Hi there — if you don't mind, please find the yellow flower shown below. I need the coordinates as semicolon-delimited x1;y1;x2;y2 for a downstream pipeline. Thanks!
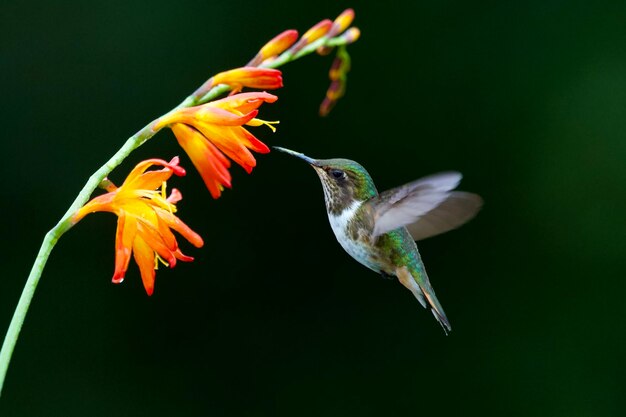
155;92;278;198
73;158;204;295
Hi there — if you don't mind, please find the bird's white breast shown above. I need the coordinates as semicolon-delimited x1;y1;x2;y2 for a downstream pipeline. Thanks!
328;201;380;272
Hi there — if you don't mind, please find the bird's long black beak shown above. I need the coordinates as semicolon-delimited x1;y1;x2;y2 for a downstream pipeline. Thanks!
273;146;319;166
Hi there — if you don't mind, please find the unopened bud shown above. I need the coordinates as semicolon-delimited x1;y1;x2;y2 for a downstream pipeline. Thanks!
316;45;333;56
319;96;335;117
328;56;343;80
290;19;332;54
339;27;360;44
328;8;355;38
326;80;345;101
211;67;283;90
248;30;298;66
302;19;332;43
260;30;298;60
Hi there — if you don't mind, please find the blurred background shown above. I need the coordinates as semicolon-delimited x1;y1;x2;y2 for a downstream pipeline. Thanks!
1;0;625;415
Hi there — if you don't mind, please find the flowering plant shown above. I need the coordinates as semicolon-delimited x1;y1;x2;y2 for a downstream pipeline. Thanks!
0;8;359;395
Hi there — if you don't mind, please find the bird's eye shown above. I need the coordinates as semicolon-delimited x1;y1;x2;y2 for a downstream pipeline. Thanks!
329;169;345;179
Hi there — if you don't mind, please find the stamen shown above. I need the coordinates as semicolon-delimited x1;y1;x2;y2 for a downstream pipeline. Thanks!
157;182;176;214
154;252;169;270
247;118;280;132
160;181;167;200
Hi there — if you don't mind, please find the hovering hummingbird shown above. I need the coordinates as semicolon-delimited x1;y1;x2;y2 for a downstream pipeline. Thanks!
274;147;482;333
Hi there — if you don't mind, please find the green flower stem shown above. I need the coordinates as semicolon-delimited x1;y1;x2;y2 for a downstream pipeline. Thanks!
0;28;356;396
0;101;202;397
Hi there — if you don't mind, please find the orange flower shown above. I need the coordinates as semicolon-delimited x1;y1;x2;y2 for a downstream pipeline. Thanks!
73;157;204;295
210;67;283;91
155;92;278;198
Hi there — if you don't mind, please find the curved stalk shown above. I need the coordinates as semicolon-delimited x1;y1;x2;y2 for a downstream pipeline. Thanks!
0;31;355;396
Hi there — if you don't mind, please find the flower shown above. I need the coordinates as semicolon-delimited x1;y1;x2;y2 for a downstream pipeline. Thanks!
210;67;283;91
155;92;278;198
72;157;204;295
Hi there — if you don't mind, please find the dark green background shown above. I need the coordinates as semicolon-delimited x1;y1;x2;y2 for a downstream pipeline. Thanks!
2;0;625;415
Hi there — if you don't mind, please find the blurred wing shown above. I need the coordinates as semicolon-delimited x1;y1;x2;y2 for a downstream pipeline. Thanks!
369;172;481;239
405;192;483;241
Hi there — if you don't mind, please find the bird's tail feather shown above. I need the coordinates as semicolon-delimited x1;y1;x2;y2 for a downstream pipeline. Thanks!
396;266;451;334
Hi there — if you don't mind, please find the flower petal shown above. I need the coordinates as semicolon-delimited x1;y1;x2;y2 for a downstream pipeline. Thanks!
156;212;179;250
207;92;278;114
167;188;183;204
124;170;173;194
72;193;116;223
228;125;270;154
136;219;178;267
153;207;204;249
157;106;258;128
192;122;259;173
172;123;232;198
122;158;185;187
113;212;136;284
173;248;194;263
132;236;156;296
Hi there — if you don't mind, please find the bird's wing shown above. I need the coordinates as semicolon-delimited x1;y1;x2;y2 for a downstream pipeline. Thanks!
367;172;482;240
405;192;483;241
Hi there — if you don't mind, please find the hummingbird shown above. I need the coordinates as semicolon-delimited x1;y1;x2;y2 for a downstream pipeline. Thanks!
274;147;482;334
